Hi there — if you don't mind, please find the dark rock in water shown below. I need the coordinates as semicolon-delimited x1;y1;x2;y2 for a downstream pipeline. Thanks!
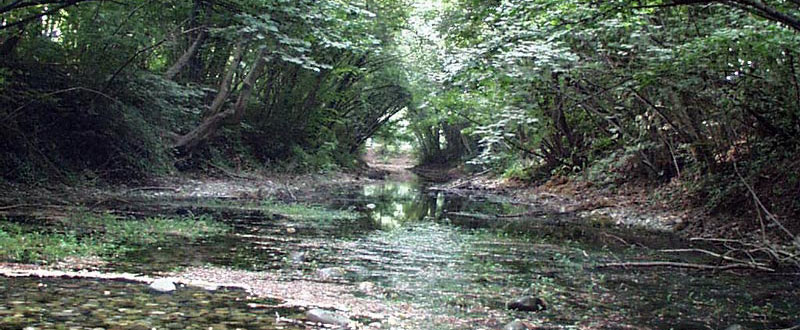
366;169;388;180
725;325;745;330
503;320;530;330
316;267;346;280
306;308;350;328
507;296;546;312
149;278;176;293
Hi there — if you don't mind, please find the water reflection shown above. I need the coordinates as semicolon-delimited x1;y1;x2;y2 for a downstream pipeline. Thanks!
362;182;444;229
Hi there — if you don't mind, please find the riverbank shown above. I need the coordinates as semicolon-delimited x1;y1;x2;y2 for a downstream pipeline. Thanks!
434;170;800;272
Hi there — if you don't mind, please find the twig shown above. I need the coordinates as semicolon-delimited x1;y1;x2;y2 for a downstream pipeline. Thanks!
733;161;799;248
89;195;132;209
660;248;770;267
598;261;775;272
103;26;205;92
448;169;492;189
0;203;35;211
601;232;632;246
125;186;180;194
495;210;551;218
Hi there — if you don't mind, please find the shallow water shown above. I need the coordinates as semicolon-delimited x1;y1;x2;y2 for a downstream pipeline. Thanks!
0;277;298;330
2;180;799;330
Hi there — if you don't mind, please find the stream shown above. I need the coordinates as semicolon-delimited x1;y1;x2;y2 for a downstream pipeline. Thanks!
1;179;798;330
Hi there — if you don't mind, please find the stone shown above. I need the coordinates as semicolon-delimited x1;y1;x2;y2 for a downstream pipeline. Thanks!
507;296;546;312
149;278;177;293
306;308;350;328
503;320;530;330
289;251;306;263
366;169;388;180
316;267;346;280
725;325;745;330
358;281;376;293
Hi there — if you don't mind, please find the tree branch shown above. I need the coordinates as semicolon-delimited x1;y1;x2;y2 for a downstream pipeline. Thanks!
0;0;98;31
598;261;775;272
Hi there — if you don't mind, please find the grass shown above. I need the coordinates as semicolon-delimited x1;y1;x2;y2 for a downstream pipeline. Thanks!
0;222;101;264
0;213;229;264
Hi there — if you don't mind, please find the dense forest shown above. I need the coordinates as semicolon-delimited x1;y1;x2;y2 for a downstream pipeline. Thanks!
3;0;799;237
1;0;413;178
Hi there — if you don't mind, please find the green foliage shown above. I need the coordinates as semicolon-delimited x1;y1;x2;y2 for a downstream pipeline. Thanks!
0;0;414;180
0;214;228;264
398;0;800;222
0;222;100;264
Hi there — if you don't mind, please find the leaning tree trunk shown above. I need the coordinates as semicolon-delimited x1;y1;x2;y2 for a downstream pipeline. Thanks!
202;39;246;118
174;49;268;154
163;30;207;81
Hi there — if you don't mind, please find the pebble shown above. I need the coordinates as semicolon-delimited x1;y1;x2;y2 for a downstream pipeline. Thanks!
315;267;346;280
306;308;350;328
503;320;530;330
507;296;546;312
149;278;177;293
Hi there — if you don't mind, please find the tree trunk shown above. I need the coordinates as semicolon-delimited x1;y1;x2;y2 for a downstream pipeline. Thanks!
163;30;207;81
202;39;245;118
174;49;268;154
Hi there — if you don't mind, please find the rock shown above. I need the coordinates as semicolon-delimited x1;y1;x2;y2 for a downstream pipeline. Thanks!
289;251;306;263
286;227;297;234
358;281;376;293
507;296;546;312
725;325;745;330
503;320;530;330
306;308;350;328
316;267;346;280
366;169;388;180
149;278;177;293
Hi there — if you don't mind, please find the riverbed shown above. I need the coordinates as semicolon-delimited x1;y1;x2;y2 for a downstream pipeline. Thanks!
1;179;798;330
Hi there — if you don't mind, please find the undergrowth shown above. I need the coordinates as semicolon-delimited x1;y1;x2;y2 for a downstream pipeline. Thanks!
0;214;228;264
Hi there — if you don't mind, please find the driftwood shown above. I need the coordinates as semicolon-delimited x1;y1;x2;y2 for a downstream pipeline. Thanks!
598;261;775;272
0;203;35;211
445;210;567;220
444;169;492;189
126;186;180;194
